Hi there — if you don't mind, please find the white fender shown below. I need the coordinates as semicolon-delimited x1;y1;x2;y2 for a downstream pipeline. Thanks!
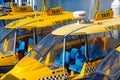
73;11;86;19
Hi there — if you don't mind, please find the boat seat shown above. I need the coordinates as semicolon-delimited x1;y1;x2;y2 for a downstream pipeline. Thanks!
69;53;85;73
80;46;85;56
89;44;103;60
28;36;43;45
70;48;80;60
16;40;25;52
28;38;34;45
54;51;70;66
69;46;85;73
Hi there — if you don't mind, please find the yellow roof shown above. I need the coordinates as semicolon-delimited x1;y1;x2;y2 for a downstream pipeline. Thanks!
5;11;76;29
52;16;120;35
0;6;62;20
0;11;46;20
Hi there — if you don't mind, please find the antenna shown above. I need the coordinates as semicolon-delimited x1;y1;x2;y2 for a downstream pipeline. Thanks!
94;0;99;18
42;0;47;11
10;0;14;8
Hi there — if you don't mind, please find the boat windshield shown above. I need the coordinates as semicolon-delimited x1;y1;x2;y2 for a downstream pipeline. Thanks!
27;33;84;69
28;33;64;61
0;27;15;54
0;28;14;41
0;27;33;55
0;20;16;27
89;49;120;80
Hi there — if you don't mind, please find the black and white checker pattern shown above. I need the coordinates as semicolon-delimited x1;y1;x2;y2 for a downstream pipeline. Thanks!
85;67;96;73
38;74;68;80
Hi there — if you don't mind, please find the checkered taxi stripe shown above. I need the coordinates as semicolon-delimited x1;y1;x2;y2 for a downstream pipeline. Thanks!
85;67;96;73
38;74;68;80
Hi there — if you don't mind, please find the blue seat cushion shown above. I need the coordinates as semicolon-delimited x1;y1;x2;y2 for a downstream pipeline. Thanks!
69;64;83;73
16;40;25;52
89;44;102;60
80;46;85;56
69;53;84;73
90;44;100;53
28;38;34;44
70;48;80;60
54;51;70;66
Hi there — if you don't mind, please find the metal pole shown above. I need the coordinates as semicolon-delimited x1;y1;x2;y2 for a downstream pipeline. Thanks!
13;29;17;54
94;0;99;18
18;0;22;6
33;0;36;10
62;37;66;68
33;28;37;46
42;0;47;11
15;0;18;3
85;34;89;59
30;0;33;7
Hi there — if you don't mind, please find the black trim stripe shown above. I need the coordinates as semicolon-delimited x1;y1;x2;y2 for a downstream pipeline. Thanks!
85;67;96;73
38;74;68;80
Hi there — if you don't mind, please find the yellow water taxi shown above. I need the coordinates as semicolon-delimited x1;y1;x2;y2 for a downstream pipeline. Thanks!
2;8;120;79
